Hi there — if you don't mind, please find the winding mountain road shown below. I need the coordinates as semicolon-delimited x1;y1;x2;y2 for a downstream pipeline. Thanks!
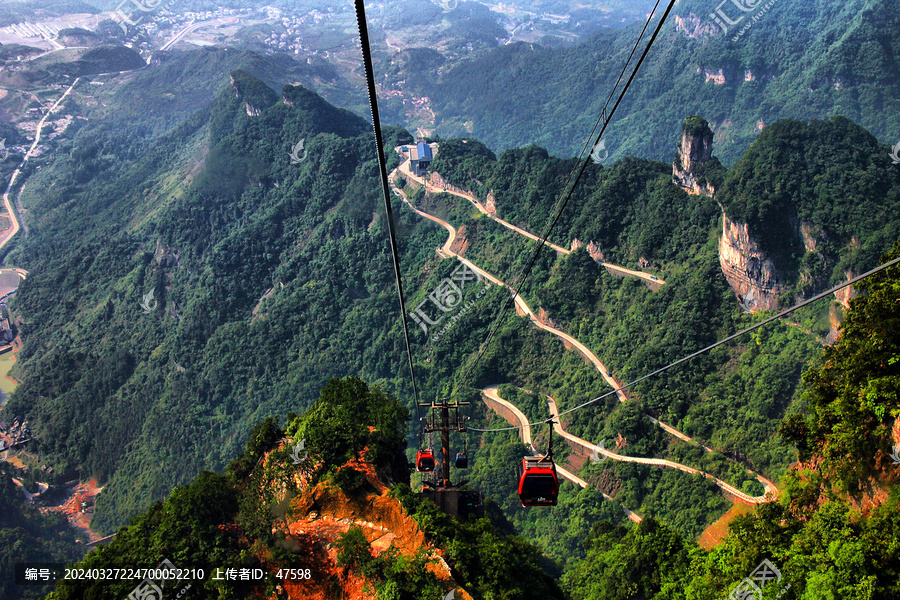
389;173;504;287
396;152;664;285
395;161;697;443
544;395;774;504
485;384;771;508
393;162;698;439
392;153;779;506
398;158;571;254
602;263;665;284
1;77;81;252
482;385;643;523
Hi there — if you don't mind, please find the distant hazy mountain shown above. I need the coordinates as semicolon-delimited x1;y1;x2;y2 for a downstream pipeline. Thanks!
407;0;900;164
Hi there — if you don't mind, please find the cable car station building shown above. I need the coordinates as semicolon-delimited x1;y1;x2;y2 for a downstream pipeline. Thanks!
408;141;433;176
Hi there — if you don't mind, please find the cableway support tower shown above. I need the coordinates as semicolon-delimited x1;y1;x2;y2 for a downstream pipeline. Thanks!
418;399;482;518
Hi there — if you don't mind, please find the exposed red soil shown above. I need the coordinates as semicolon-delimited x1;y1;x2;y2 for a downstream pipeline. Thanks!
42;478;104;542
255;446;471;600
698;502;754;550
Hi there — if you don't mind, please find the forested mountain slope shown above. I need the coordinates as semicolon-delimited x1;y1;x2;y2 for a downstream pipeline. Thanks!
418;115;900;551
562;246;900;600
409;0;900;164
717;116;900;281
3;55;899;585
82;47;362;140
44;258;900;600
4;68;421;534
46;378;564;600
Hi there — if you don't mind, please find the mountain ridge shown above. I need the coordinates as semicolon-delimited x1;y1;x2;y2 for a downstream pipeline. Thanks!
2;57;899;596
399;0;900;165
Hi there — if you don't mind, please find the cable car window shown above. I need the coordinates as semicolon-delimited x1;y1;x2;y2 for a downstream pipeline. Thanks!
521;474;556;496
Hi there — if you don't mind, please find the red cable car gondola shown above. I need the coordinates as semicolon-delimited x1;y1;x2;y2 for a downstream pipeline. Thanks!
517;456;559;506
416;449;436;472
517;420;560;507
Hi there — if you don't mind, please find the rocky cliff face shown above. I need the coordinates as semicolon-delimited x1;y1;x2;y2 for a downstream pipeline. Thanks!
673;116;715;196
674;14;719;39
427;171;470;198
718;213;785;311
585;240;605;262
229;70;278;117
671;116;786;310
719;214;858;315
834;271;857;308
485;190;497;216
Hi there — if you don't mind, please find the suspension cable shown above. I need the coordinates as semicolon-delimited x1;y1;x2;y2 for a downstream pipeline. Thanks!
354;0;422;428
454;0;678;394
469;255;900;432
505;0;665;297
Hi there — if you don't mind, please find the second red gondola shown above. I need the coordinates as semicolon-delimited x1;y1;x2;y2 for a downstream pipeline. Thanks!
416;449;436;472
